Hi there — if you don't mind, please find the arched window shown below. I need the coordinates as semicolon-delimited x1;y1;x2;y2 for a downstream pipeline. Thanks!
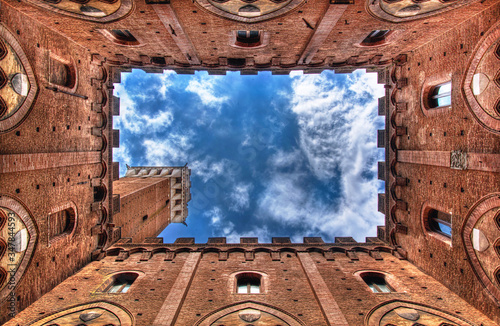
361;30;391;46
361;273;393;293
106;273;138;293
94;185;107;202
427;209;452;238
49;58;76;88
48;208;76;240
235;30;261;47
428;81;451;108
109;29;139;46
236;272;261;294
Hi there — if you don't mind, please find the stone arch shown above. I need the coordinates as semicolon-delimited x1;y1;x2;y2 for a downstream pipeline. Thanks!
28;301;134;325
24;0;133;23
0;195;37;303
195;0;305;23
461;193;500;304
47;201;77;244
420;201;453;246
367;0;480;23
365;300;475;325
194;301;306;326
0;25;38;133
462;21;500;134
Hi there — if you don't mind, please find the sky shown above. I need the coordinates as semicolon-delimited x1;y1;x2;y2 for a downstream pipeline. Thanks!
113;69;385;244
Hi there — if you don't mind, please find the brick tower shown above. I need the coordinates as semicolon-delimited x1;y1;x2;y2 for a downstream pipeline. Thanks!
112;165;191;243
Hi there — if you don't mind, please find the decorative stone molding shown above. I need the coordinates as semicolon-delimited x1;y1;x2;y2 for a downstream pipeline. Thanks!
367;0;480;23
462;21;500;134
24;0;133;23
28;301;134;325
195;0;305;23
0;26;38;133
365;300;475;325
450;150;468;170
195;301;306;326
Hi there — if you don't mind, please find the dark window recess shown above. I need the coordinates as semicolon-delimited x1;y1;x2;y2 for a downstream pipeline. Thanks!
428;81;451;108
175;200;182;206
93;185;107;202
48;208;76;239
428;209;452;238
106;273;138;293
49;59;76;88
361;30;390;46
235;31;261;48
110;30;139;45
362;274;392;293
175;177;182;184
236;273;261;294
151;56;166;66
227;58;246;67
175;188;182;194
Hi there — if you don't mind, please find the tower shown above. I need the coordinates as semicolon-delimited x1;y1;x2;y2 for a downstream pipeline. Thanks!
113;165;191;242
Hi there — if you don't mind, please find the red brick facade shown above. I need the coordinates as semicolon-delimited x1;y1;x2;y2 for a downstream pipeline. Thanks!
0;0;499;324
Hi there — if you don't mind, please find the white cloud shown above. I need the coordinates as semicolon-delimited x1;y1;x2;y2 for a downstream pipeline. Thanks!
158;70;176;99
142;132;194;165
186;74;228;109
257;70;385;241
229;183;253;211
113;82;174;134
113;142;132;177
190;157;234;183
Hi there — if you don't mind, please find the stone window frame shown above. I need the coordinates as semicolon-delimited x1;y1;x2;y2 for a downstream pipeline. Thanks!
354;270;401;294
229;30;270;49
47;52;78;93
98;29;144;47
420;73;453;117
355;29;402;48
427;81;452;109
229;270;268;295
420;201;453;246
47;202;78;245
95;270;144;294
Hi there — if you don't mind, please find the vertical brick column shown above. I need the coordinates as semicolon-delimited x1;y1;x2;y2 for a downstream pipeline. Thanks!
153;252;201;326
298;5;347;64
297;252;349;326
153;4;201;65
0;152;101;173
397;150;450;167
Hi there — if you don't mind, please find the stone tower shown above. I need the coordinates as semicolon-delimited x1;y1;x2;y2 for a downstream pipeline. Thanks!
112;165;191;242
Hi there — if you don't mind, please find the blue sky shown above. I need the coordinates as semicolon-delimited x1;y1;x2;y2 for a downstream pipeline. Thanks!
113;69;385;244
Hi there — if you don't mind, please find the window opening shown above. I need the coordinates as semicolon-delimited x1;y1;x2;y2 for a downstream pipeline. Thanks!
48;208;75;239
361;30;390;46
236;273;261;294
236;30;261;47
428;81;451;108
108;30;139;45
362;274;392;293
106;273;138;293
428;209;451;238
